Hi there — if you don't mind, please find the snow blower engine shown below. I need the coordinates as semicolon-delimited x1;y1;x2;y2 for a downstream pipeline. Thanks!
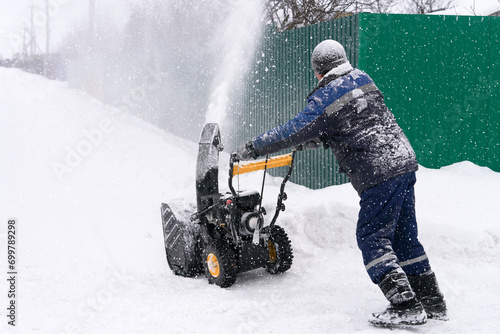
161;123;295;288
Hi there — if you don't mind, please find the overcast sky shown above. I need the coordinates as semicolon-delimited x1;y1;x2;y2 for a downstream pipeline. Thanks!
0;0;135;59
1;0;498;60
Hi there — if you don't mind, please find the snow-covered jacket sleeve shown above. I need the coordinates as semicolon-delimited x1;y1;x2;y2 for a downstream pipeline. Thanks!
251;99;325;157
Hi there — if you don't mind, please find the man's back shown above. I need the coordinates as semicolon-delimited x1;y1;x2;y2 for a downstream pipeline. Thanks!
311;68;418;194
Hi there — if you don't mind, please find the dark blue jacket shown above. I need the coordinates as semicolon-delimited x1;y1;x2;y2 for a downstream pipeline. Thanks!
250;67;418;195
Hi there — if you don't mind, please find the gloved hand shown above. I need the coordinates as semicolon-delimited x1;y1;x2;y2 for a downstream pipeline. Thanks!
233;141;258;161
296;138;323;151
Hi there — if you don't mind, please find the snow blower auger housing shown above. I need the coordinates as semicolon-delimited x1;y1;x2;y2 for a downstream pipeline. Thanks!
161;123;295;288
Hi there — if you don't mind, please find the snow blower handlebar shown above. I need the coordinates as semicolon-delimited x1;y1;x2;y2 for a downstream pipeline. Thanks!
229;150;297;230
231;153;294;176
269;150;296;228
229;152;295;196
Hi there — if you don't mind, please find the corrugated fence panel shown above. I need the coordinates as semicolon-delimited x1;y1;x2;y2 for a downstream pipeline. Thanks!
358;13;500;172
488;17;500;169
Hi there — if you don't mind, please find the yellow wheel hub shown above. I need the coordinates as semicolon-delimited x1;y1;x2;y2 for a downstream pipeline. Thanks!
268;240;277;263
207;253;220;278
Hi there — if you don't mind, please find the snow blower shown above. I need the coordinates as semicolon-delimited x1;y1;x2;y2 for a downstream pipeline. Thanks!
161;123;295;288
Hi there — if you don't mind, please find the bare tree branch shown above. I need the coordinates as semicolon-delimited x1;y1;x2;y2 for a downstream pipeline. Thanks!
405;0;454;14
264;0;402;31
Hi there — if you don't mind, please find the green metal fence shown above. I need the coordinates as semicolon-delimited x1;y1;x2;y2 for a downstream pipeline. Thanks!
359;14;500;171
231;13;500;189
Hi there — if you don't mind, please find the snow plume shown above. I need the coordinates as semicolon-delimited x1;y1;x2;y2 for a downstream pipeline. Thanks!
205;0;263;129
59;0;264;142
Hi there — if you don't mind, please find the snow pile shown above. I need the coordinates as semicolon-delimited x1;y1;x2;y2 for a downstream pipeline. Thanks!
1;67;500;333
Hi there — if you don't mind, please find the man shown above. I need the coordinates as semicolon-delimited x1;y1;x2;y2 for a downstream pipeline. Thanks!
234;39;447;326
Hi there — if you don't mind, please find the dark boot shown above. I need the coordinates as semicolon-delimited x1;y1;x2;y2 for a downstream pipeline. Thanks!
369;268;427;326
408;270;448;320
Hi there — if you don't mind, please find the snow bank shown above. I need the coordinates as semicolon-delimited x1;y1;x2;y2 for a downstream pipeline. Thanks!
1;67;499;333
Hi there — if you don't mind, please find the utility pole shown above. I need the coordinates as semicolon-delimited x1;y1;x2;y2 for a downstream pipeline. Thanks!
30;3;35;57
44;0;50;76
89;0;95;48
22;28;27;61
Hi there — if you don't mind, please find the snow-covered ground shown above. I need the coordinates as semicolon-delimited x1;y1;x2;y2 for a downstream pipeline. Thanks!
1;67;499;333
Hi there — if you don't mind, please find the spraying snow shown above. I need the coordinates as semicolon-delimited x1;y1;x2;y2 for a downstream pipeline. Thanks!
205;0;263;127
53;0;264;143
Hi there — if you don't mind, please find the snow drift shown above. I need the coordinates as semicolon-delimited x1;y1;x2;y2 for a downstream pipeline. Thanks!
1;68;499;333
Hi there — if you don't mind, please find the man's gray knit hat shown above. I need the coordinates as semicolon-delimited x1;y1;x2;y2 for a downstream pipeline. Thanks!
311;40;348;76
